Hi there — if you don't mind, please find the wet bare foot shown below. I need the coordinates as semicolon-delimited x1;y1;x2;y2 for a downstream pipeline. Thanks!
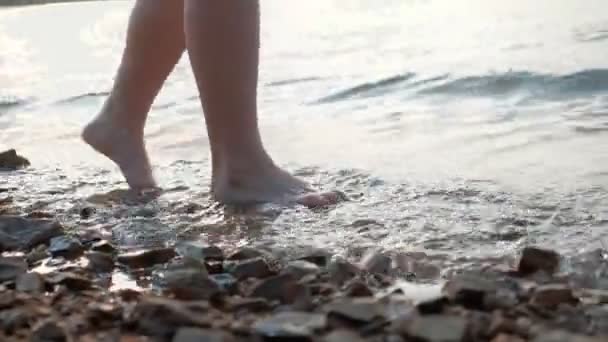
212;163;344;208
82;115;156;190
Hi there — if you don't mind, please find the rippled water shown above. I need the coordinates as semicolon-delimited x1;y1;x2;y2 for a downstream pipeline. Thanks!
1;0;607;271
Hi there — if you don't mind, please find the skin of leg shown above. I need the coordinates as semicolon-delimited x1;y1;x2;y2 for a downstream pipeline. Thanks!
184;0;343;206
82;0;185;189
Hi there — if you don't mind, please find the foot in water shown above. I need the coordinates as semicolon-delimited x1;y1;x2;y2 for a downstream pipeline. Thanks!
82;113;156;191
212;161;345;208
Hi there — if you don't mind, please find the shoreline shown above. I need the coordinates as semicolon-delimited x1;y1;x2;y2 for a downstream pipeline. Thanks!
2;149;608;341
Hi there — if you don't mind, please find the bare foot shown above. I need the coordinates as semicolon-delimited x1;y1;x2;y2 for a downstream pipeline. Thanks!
82;115;156;190
212;163;344;208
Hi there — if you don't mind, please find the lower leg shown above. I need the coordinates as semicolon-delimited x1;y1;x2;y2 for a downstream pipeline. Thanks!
184;0;339;206
83;0;185;189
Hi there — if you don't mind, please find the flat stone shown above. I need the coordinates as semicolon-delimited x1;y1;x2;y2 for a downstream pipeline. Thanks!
326;297;386;324
228;297;272;312
254;311;326;339
0;216;63;251
16;272;44;293
130;297;211;338
322;329;365;342
0;149;30;170
327;259;359;285
403;315;468;342
532;330;606;342
443;273;498;310
155;267;221;300
86;251;115;273
30;319;69;342
49;235;84;259
518;247;560;276
228;257;273;280
283;260;321;280
360;251;392;275
227;247;265;261
172;327;234;342
0;256;27;282
91;240;116;254
176;241;224;262
117;247;176;269
250;274;309;305
530;284;578;308
492;333;525;342
297;248;332;267
46;272;92;291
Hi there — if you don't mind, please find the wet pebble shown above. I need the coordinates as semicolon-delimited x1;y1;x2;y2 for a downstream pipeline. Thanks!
254;311;326;339
172;327;235;342
30;319;69;342
0;149;30;170
86;251;115;273
283;260;321;280
176;241;224;262
227;247;266;261
360;250;392;275
323;329;365;342
530;284;578;308
518;247;561;276
117;247;176;269
403;314;468;342
46;271;92;291
48;235;84;259
16;272;44;294
0;256;27;282
228;257;273;280
328;259;359;285
250;273;308;305
0;216;63;250
326;297;386;324
91;240;116;254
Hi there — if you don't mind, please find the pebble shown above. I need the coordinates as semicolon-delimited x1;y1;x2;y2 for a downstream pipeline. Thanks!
530;284;578;308
48;235;84;259
228;257;273;280
0;149;30;170
492;333;526;342
328;259;359;285
172;327;234;342
323;330;365;342
227;247;265;261
0;256;27;282
403;314;468;342
518;247;561;276
250;273;309;305
86;251;115;273
360;250;392;275
326;297;386;324
117;247;176;269
30;319;69;342
0;216;63;250
16;272;45;294
283;260;321;280
254;311;327;339
176;241;224;262
90;240;116;254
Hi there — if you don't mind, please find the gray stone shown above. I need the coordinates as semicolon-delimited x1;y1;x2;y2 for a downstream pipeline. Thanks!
0;149;30;170
326;298;386;324
172;327;234;342
322;330;365;342
131;297;211;338
30;319;68;342
91;240;116;254
86;251;114;273
404;315;468;342
530;284;578;308
532;330;606;342
46;272;92;291
283;260;321;280
360;250;392;275
443;273;498;310
176;241;224;262
327;259;359;285
156;266;221;300
49;235;84;259
16;272;44;293
0;256;27;282
254;311;326;339
227;247;265;261
297;248;332;266
250;273;309;305
0;216;63;251
228;257;273;280
117;247;176;269
518;247;560;276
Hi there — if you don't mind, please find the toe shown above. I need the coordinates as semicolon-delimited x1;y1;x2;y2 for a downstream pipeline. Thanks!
295;190;347;208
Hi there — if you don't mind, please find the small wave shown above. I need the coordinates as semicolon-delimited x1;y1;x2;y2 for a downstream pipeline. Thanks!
55;91;110;104
0;96;31;112
418;69;608;99
266;77;320;87
314;73;415;103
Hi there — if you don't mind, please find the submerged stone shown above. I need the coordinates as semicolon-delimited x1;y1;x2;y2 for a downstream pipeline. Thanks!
0;216;63;251
117;247;176;269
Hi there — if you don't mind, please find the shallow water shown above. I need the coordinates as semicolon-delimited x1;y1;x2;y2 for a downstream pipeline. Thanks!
1;0;607;272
